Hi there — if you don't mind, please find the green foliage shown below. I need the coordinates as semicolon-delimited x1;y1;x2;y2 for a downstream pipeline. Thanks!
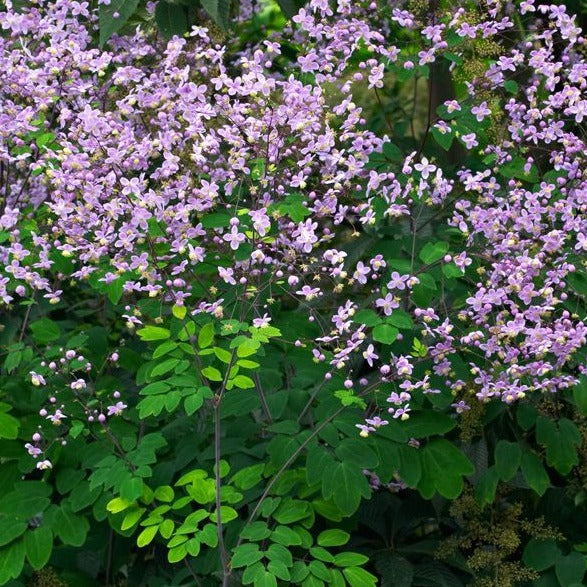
1;2;586;586
99;0;140;47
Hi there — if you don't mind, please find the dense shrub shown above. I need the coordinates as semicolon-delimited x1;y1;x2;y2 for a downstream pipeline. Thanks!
0;0;586;585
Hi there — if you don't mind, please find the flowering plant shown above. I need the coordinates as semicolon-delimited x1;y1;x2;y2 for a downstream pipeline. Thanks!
0;0;586;585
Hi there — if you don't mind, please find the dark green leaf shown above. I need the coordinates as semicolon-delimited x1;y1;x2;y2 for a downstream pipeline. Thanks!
335;439;378;469
0;539;25;584
231;543;263;568
200;0;231;31
475;466;499;506
276;0;304;18
24;526;53;570
400;411;456;438
328;462;370;516
520;450;549;496
52;506;90;547
30;318;60;343
573;376;587;416
0;518;27;548
418;439;474;499
494;440;521;481
155;1;188;38
522;538;561;571
536;417;581;475
99;0;140;47
555;552;586;585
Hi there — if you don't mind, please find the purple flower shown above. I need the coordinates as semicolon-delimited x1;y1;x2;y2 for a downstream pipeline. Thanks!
107;402;127;416
376;293;399;316
223;225;246;251
414;157;436;179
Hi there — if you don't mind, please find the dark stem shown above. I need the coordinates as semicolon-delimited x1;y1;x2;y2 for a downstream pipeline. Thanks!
213;350;237;586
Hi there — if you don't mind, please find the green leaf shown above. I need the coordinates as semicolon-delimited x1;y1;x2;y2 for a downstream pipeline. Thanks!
386;443;422;487
3;351;22;373
172;304;187;320
153;340;177;359
399;411;455;438
200;0;231;30
494;440;521;481
30;318;60;343
310;546;334;563
273;499;311;524
0;539;25;584
255;570;278;587
99;0;140;47
334;553;369;567
431;126;454;151
536;417;581;475
198;322;215;349
151;358;180;377
0;412;19;439
306;447;336;486
386;310;414;330
0;483;51;520
372;324;398;345
210;505;238;524
0;517;27;548
317;530;350;547
555;552;586;585
522;538;562;571
271;526;303;547
498;157;539;183
24;526;52;570
214;346;233;363
154;486;174;503
309;560;330;581
231;543;263;568
232;375;255;389
335;439;378;469
241;522;271;541
520;449;550;496
419;241;449;265
517;403;538;430
572;376;587;416
121;507;145;531
52;505;90;547
343;567;378;586
155;0;188;38
418;439;474;499
442;262;464;279
106;278;124;305
231;464;264;491
202;366;222;381
120;477;143;502
266;543;293;566
137;525;158;547
137;326;170;341
328;462;371;516
268;435;301;470
272;193;311;222
268;559;291;581
168;544;187;563
475;466;499;506
276;0;304;18
184;393;204;416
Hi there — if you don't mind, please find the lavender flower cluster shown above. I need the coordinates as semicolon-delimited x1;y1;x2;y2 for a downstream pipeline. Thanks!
0;0;585;458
